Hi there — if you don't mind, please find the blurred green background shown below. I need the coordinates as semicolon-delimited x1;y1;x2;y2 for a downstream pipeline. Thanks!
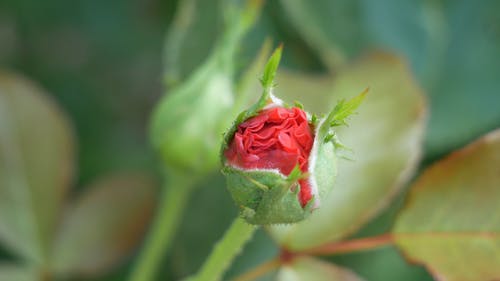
0;0;499;280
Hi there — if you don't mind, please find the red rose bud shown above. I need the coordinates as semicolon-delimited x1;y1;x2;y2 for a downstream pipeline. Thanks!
221;46;367;224
224;107;315;207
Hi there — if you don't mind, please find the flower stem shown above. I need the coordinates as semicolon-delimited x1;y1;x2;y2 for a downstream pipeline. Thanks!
128;171;197;281
191;217;257;281
300;233;394;256
231;258;280;281
230;234;394;281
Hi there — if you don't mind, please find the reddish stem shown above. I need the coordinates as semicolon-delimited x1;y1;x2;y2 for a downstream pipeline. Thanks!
300;233;394;256
231;258;280;281
231;234;394;281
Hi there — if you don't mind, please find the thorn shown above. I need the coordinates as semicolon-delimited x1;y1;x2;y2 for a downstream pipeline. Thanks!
338;154;355;161
333;137;352;152
311;114;318;124
294;101;304;109
324;132;334;143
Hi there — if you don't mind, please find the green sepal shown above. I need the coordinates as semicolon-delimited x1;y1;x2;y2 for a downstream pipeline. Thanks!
308;89;368;205
220;45;284;158
327;88;368;128
308;121;337;205
315;88;368;152
222;165;310;225
260;43;283;90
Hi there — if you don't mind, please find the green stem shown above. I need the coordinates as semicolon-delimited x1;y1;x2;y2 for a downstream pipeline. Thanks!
128;171;197;281
191;217;257;281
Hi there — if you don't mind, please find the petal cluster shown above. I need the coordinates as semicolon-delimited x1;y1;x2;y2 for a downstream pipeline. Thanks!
224;107;314;206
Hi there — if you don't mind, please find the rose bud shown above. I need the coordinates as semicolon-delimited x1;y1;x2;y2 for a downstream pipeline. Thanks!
221;46;366;225
150;2;260;174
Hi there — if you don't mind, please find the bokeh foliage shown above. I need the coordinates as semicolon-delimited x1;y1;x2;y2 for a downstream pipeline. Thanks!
1;0;499;280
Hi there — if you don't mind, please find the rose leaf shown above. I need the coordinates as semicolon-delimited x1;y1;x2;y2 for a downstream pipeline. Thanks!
49;173;157;277
393;129;500;281
0;71;75;263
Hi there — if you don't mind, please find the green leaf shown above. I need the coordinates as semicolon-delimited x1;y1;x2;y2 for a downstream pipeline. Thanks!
330;246;433;281
393;129;500;281
269;53;426;250
0;264;38;281
277;257;365;281
50;173;157;277
279;0;363;67
423;0;500;157
0;71;75;263
356;0;433;81
269;71;336;114
363;0;500;157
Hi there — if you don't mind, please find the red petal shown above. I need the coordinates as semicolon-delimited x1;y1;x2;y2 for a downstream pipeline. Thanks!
298;179;312;207
278;131;299;152
254;125;276;139
267;107;290;122
294;122;313;149
240;114;267;130
224;106;315;207
256;149;299;174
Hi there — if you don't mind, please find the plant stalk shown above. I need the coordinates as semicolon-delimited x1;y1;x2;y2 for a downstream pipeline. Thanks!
191;217;257;281
231;258;280;281
128;171;197;281
300;233;394;256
